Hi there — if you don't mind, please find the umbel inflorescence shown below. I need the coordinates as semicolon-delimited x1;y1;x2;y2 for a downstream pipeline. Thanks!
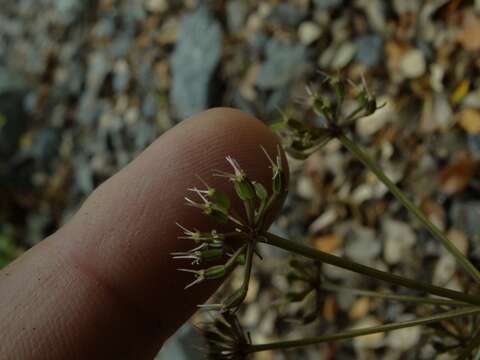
174;146;286;313
172;75;480;359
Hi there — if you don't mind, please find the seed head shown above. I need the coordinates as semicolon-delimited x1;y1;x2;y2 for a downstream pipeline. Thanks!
201;313;249;360
178;264;226;289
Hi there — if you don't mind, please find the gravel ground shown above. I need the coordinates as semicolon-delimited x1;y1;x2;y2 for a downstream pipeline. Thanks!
2;0;480;359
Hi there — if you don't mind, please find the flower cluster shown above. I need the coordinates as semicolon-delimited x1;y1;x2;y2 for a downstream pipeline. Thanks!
173;147;286;311
272;74;384;160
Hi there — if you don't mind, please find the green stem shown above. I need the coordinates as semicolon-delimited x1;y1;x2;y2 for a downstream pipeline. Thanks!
242;242;254;291
264;233;480;305
337;132;480;283
322;283;468;307
245;307;480;353
458;331;480;360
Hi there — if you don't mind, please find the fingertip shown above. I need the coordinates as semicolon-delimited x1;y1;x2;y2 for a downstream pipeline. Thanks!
0;107;289;358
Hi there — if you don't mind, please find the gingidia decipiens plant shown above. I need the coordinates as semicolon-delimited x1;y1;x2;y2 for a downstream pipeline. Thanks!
173;75;480;359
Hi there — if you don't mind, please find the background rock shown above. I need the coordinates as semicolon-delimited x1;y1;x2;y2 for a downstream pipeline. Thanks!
171;6;223;119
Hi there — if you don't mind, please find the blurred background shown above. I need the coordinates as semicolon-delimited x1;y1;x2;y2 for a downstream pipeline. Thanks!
2;0;480;358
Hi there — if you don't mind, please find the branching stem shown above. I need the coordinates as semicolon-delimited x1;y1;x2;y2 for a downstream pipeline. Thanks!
322;283;468;307
337;132;480;283
245;307;480;353
264;233;480;305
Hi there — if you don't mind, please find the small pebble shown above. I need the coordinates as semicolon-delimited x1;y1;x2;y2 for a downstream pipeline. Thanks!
298;21;322;45
331;42;356;69
353;317;384;349
144;0;168;13
400;49;427;79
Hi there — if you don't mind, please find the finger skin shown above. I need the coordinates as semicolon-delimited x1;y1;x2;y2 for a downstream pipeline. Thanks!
0;108;287;359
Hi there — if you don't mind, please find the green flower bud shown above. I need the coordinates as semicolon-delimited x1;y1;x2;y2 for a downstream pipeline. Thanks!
253;181;268;201
223;287;247;310
272;171;283;195
234;180;255;201
204;264;226;280
200;248;224;263
203;204;229;224
210;190;231;210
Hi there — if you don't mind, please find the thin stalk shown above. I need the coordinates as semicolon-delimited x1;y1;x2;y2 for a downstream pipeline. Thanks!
458;331;480;360
242;242;255;291
257;193;278;232
243;199;255;227
322;283;468;307
337;132;480;283
225;245;247;269
245;307;480;353
264;233;480;305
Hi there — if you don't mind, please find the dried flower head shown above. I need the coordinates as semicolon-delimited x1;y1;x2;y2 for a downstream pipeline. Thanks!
200;312;249;360
271;74;386;160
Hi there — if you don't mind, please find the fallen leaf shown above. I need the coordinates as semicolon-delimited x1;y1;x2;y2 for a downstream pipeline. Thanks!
459;108;480;134
421;199;447;231
438;157;476;194
451;79;470;105
312;233;343;253
349;297;370;320
323;295;337;323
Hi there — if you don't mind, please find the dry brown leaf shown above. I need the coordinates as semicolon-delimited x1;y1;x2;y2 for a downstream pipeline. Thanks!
323;295;338;323
438;157;476;194
312;233;343;253
349;297;370;320
421;199;447;230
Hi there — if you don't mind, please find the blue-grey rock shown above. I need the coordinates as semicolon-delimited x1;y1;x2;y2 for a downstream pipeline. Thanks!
54;0;83;19
94;18;116;38
142;93;158;119
468;135;480;157
113;61;130;93
77;52;110;125
450;201;480;239
314;0;343;10
31;128;60;165
354;34;383;68
226;0;248;33
252;31;269;56
110;34;134;58
256;40;306;89
171;7;223;119
267;3;307;27
134;121;156;151
54;0;95;25
74;156;94;194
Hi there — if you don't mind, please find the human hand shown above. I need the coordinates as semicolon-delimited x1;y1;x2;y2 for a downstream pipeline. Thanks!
0;108;282;359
